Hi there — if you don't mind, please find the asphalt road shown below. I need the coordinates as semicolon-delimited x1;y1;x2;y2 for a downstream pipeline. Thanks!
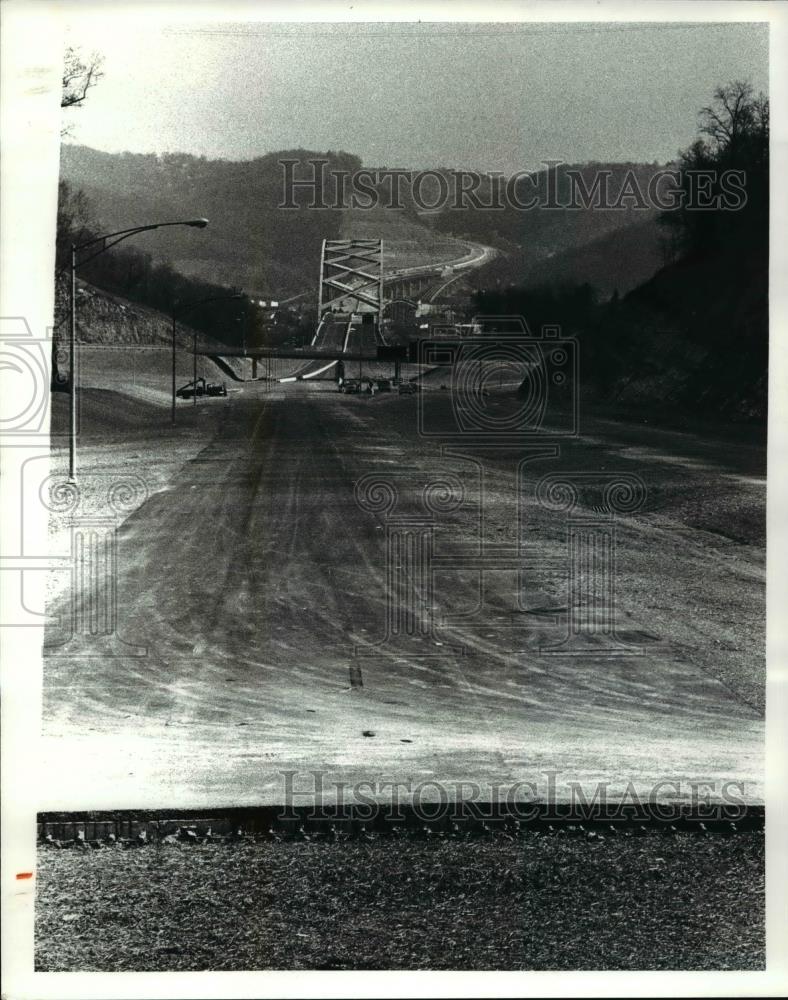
280;318;351;381
387;238;496;281
280;317;380;382
41;381;764;809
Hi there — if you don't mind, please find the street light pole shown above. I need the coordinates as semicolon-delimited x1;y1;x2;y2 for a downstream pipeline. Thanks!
68;218;208;483
69;244;77;480
171;291;244;421
171;314;177;424
193;327;198;407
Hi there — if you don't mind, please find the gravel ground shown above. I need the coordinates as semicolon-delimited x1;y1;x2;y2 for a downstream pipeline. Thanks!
35;830;764;971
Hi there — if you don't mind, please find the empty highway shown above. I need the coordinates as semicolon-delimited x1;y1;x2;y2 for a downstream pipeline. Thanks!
41;379;764;809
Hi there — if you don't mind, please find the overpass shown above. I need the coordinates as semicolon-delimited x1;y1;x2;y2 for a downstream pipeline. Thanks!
197;236;496;381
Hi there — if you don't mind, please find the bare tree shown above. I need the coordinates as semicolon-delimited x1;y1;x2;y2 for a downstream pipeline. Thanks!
699;81;768;154
660;80;769;260
61;46;103;134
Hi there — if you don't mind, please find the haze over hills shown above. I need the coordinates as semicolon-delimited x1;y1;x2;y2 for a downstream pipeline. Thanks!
426;161;669;297
60;144;359;298
483;216;666;298
60;145;668;301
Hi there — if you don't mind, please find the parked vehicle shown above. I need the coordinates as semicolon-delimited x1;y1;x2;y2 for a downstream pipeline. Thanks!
398;381;418;395
340;379;361;394
176;377;228;399
376;378;392;392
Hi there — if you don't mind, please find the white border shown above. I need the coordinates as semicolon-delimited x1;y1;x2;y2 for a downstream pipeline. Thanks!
1;2;786;998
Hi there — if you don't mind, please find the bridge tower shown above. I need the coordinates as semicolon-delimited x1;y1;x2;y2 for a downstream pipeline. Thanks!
318;238;383;324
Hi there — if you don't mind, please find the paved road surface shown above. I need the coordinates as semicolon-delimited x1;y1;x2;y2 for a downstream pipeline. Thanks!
41;382;764;808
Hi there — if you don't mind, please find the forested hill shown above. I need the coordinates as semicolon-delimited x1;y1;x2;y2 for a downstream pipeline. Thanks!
474;83;769;423
59;144;362;297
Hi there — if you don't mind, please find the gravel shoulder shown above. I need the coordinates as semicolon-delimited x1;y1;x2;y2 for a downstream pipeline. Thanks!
34;829;764;971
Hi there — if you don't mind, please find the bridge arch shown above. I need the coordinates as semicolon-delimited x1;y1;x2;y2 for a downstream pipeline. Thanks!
318;238;383;324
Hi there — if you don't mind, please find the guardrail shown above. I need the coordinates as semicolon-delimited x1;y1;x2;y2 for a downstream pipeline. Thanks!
37;803;765;847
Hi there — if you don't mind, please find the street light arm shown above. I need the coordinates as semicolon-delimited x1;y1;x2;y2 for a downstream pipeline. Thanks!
68;217;209;483
74;224;158;253
74;218;209;253
73;229;160;269
55;227;160;278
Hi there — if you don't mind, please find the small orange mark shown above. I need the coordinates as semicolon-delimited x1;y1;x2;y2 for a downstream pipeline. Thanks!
16;872;33;880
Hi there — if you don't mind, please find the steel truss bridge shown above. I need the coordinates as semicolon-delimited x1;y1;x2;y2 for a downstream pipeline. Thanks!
196;236;481;380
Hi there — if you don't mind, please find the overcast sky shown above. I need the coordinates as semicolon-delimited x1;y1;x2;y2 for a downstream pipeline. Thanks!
62;19;769;171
